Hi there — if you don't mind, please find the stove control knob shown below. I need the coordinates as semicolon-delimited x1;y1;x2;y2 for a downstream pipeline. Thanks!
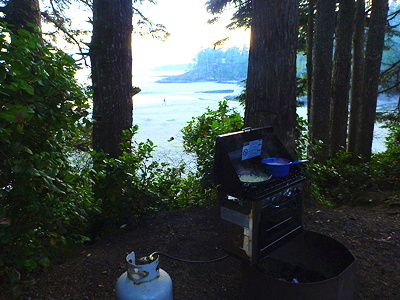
293;186;301;194
262;197;273;207
282;189;293;197
271;197;280;207
265;196;276;203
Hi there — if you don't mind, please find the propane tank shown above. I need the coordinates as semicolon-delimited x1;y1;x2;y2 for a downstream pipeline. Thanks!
116;252;173;300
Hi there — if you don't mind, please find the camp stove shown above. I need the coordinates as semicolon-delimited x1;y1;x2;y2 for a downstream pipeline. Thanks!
214;127;306;264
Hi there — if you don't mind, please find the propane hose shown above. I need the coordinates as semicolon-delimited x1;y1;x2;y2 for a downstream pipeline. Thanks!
148;251;230;264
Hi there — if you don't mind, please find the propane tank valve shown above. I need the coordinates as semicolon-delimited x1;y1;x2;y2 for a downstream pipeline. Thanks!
116;251;173;300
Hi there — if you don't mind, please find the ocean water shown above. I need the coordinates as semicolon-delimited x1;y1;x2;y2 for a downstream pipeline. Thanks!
132;71;244;162
132;71;397;159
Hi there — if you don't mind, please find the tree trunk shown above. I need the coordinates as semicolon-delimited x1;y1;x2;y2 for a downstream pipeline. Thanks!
4;0;41;33
309;0;336;162
353;0;389;160
347;0;366;154
90;0;133;158
245;0;299;157
306;0;315;120
329;0;355;156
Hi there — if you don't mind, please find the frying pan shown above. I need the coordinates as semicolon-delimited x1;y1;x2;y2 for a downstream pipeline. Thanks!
237;169;273;186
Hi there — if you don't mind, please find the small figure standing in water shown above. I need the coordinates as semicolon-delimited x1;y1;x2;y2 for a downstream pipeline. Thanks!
163;98;166;105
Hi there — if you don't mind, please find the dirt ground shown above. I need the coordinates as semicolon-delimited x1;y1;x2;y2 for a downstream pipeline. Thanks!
3;192;400;300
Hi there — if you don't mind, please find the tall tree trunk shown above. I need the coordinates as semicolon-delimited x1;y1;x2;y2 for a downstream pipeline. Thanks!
347;0;366;155
309;0;336;162
354;0;389;160
307;0;315;120
4;0;41;33
245;0;299;157
90;0;133;158
329;0;355;156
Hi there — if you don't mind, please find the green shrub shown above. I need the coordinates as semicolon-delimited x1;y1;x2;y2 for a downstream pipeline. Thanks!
0;24;94;284
91;127;166;224
371;114;400;190
181;100;244;187
307;150;374;206
294;114;309;160
91;126;218;232
307;113;400;206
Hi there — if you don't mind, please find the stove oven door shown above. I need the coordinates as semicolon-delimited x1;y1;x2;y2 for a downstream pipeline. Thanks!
258;183;303;259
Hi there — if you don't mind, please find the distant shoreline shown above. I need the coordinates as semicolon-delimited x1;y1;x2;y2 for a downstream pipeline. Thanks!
153;62;246;84
155;72;245;84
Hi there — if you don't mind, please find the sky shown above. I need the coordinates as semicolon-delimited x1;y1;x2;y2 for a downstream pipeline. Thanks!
130;0;400;72
130;0;250;72
65;0;400;74
48;0;400;74
55;0;250;81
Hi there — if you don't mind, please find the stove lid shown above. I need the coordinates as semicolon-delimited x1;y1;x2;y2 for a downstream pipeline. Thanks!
213;127;301;197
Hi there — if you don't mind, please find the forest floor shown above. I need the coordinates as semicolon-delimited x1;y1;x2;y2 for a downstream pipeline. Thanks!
3;189;400;300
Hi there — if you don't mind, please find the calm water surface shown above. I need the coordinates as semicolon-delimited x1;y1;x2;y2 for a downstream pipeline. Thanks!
132;71;397;159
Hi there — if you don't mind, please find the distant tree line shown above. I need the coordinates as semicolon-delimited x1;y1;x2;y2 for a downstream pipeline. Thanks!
157;46;249;83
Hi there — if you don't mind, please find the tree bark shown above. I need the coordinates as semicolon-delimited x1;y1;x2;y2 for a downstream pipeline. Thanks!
306;0;315;120
347;0;366;155
309;0;336;162
90;0;133;158
4;0;41;33
329;0;355;156
245;0;299;157
353;0;389;160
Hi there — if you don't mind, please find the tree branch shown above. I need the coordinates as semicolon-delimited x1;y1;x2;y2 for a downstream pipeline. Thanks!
41;11;89;66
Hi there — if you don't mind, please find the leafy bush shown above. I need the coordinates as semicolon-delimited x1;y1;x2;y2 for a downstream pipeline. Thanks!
87;100;244;231
371;113;400;190
306;112;400;206
294;114;309;160
307;150;374;206
91;126;218;234
91;127;167;225
0;24;94;283
181;100;244;187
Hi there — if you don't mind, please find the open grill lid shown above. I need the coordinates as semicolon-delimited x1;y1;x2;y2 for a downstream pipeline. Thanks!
213;127;302;198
